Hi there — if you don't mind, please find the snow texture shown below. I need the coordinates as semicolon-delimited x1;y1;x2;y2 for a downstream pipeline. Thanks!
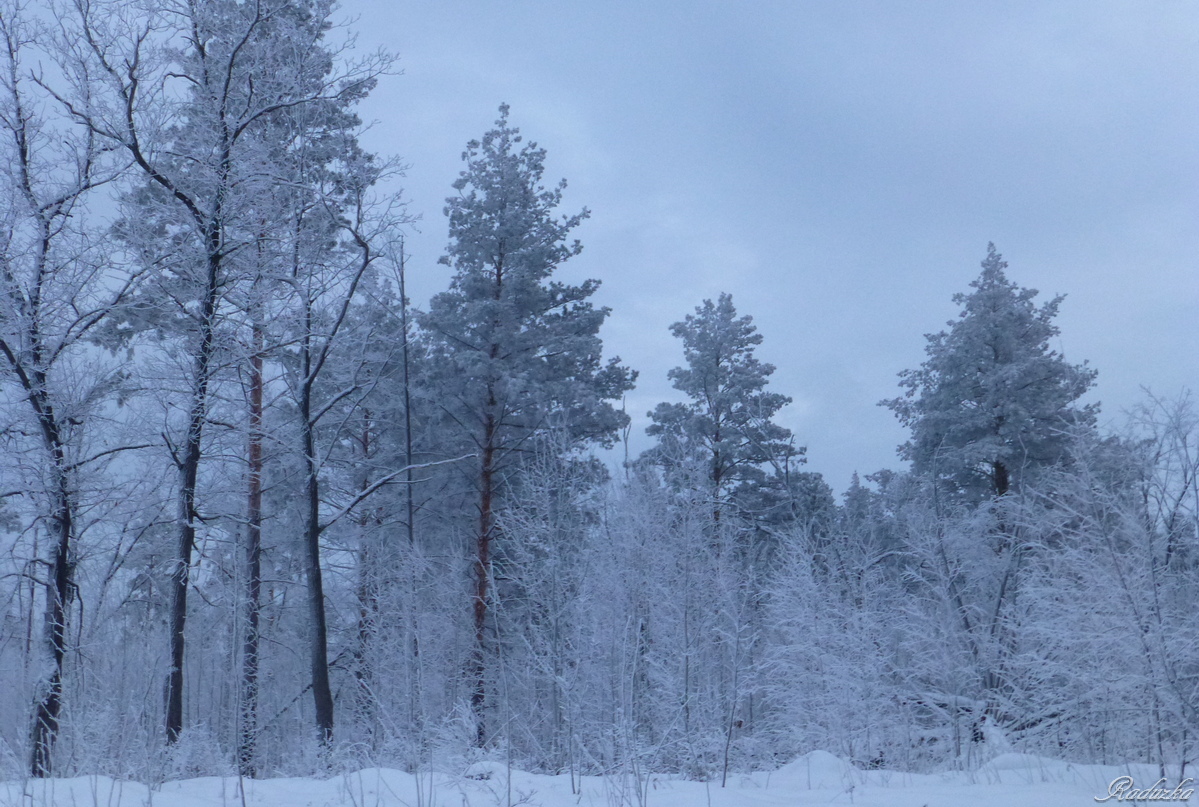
1;751;1179;806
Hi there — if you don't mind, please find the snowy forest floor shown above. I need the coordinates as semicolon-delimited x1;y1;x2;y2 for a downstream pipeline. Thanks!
2;751;1185;807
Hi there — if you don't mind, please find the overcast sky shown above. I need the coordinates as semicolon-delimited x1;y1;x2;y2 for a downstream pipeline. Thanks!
343;0;1198;492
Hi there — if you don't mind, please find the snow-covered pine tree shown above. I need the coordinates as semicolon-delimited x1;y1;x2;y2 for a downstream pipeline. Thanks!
646;293;799;525
883;244;1098;503
642;294;806;779
881;245;1099;752
421;105;634;747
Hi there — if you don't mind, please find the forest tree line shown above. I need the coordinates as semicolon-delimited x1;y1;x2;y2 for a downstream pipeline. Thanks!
0;0;1196;783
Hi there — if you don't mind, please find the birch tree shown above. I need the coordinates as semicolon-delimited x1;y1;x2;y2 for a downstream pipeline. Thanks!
0;3;138;776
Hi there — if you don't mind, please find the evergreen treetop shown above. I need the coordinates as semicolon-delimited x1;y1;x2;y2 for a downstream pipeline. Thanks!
885;244;1098;501
647;293;799;516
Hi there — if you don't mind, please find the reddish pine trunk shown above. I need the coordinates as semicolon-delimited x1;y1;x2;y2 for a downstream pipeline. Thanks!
472;412;496;747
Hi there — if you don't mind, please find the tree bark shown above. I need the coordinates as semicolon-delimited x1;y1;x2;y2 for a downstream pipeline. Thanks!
471;254;504;748
0;331;76;777
472;407;496;747
993;460;1010;498
238;324;264;776
301;318;335;747
166;245;222;745
28;407;72;777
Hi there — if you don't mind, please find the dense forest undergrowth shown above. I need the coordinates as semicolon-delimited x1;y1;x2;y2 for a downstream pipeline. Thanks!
0;0;1195;784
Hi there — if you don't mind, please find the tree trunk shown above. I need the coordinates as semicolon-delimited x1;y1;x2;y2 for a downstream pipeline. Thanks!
238;325;264;776
353;560;378;743
398;242;416;549
472;409;496;747
29;444;71;777
472;258;502;748
301;324;335;747
166;247;222;745
1;351;77;777
398;250;423;755
993;460;1010;498
351;412;380;747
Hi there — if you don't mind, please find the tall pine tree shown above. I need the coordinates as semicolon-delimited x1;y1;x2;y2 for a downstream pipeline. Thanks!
646;293;799;524
421;105;634;746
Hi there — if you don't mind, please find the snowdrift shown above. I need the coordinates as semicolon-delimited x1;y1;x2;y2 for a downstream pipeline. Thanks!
1;751;1188;806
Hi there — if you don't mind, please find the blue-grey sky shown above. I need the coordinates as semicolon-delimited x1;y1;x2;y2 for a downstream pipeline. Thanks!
345;0;1198;491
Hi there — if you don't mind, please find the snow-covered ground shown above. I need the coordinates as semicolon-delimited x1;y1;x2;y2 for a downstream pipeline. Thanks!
3;751;1191;807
